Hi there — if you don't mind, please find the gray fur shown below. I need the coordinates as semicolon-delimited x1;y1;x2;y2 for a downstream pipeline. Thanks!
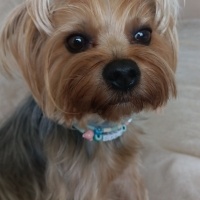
0;96;87;199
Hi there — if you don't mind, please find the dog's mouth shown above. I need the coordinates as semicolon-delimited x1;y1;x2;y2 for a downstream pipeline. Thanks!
107;91;133;105
89;93;136;121
108;97;131;106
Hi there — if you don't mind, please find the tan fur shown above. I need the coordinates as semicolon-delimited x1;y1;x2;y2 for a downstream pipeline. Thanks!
0;0;178;199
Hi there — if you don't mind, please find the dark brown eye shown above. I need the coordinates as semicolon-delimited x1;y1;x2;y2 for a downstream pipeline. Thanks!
134;28;152;45
65;34;90;53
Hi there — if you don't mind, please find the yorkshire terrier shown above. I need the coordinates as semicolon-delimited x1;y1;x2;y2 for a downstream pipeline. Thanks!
0;0;179;199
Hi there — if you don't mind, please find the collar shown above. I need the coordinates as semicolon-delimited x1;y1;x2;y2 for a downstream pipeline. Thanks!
73;118;132;142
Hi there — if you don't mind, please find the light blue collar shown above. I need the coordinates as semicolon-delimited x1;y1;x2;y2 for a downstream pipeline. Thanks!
73;118;132;142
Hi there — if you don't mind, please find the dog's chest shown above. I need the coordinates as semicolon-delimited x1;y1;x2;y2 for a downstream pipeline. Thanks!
44;134;143;200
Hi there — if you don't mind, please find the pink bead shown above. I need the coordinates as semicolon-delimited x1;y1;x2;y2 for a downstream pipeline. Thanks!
82;130;94;141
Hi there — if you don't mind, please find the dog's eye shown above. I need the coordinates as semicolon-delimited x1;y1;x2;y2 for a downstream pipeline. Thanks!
134;28;152;45
65;34;90;53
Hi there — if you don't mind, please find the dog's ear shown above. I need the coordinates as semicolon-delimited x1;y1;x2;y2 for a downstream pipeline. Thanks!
0;1;55;100
0;4;28;75
0;0;54;74
27;0;54;35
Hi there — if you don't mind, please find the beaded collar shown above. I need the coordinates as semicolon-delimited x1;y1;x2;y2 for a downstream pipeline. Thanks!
73;118;132;142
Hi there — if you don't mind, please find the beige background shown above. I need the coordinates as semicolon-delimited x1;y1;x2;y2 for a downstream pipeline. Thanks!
180;0;200;19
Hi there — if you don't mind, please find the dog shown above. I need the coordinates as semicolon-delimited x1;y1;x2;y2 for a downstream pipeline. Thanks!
0;0;179;199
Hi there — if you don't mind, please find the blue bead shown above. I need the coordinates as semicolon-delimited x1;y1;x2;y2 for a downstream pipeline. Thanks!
94;134;103;141
94;127;103;141
94;127;103;134
122;125;127;132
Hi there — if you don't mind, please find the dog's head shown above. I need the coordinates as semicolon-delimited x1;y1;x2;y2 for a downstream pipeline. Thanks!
0;0;179;125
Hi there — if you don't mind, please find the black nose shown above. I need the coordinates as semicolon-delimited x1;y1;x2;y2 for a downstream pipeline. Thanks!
102;59;141;91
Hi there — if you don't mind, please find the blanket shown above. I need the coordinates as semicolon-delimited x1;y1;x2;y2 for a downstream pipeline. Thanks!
137;20;200;200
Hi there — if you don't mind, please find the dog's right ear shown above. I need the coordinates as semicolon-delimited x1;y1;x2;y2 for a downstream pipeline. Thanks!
0;2;49;103
0;0;54;75
27;0;54;35
0;4;27;75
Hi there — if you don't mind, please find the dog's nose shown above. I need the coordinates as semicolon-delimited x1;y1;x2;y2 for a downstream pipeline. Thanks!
102;59;141;91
